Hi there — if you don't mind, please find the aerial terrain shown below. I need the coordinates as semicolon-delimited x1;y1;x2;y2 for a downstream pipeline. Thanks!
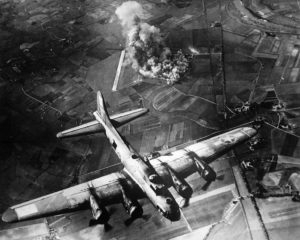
1;0;300;239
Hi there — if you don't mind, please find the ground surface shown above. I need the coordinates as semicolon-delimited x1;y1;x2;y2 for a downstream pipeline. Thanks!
1;0;300;239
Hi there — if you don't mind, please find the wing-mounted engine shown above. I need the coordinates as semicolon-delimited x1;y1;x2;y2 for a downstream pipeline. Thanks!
194;159;217;182
186;151;216;182
88;182;110;224
148;173;165;194
195;159;216;182
161;162;193;199
120;181;143;219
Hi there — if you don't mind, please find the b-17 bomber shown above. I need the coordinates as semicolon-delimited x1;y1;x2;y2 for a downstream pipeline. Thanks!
2;91;259;227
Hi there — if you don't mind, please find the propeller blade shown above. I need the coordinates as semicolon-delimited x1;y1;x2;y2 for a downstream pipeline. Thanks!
89;206;113;228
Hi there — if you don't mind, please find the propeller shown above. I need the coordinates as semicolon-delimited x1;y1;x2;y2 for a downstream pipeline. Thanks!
124;199;151;226
201;181;212;191
201;174;224;191
101;207;117;231
88;204;116;231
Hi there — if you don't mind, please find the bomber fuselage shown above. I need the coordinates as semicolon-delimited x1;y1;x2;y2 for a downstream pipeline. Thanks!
94;111;180;221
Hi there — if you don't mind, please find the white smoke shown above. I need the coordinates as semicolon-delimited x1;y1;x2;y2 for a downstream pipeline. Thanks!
115;1;147;29
115;1;190;85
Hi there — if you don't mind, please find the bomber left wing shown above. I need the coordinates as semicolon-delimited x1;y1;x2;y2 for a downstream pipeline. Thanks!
1;172;143;223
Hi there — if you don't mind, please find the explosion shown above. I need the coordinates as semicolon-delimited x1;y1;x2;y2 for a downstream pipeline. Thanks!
115;1;190;85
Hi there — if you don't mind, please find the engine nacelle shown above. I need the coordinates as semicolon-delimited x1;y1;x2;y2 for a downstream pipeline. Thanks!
194;159;217;182
172;176;193;199
89;194;110;224
121;187;143;219
163;164;193;199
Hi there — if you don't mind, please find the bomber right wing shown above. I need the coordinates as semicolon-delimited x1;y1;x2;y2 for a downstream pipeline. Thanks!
150;126;258;187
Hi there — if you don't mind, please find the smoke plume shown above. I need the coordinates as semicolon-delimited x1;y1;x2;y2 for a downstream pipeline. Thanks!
115;1;190;85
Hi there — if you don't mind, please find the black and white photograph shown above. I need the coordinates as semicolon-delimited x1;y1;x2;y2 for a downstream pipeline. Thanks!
1;0;300;239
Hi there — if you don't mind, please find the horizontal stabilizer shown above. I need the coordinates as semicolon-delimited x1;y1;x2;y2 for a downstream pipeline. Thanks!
57;108;147;139
56;120;103;138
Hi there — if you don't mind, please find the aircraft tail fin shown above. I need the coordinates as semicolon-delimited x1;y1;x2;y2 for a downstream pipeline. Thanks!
94;91;112;126
97;91;107;119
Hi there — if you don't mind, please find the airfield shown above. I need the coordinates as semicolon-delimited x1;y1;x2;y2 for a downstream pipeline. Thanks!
1;0;300;239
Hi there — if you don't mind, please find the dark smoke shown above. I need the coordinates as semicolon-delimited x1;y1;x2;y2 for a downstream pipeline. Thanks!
115;1;190;85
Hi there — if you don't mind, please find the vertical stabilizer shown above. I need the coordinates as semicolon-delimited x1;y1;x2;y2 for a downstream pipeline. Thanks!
95;91;111;125
97;91;106;117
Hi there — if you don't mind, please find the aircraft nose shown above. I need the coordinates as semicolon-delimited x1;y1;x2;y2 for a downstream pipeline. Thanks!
167;206;181;222
2;208;18;222
169;209;181;221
